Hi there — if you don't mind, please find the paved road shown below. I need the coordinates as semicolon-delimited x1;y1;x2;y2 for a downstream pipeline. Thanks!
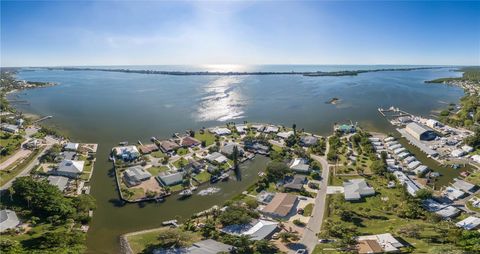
1;136;59;191
299;143;331;253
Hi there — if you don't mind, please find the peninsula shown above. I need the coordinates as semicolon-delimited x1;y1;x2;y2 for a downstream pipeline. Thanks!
49;66;443;77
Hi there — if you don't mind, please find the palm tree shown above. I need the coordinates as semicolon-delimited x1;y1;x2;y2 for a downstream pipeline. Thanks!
25;195;32;208
232;145;241;181
7;186;15;202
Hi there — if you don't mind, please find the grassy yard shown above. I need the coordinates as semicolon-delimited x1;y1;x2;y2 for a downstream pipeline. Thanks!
0;148;41;186
465;171;480;185
194;131;216;146
151;150;165;158
147;166;169;176
322;174;461;253
173;157;188;169
127;228;201;254
177;147;189;156
303;203;314;216
169;183;184;192
272;144;283;153
194;171;211;183
80;160;94;181
0;131;25;162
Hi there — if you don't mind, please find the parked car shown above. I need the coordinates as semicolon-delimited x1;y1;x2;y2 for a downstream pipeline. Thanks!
295;249;307;254
297;208;304;215
272;233;280;239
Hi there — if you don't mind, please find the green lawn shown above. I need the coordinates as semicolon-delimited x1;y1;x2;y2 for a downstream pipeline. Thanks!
271;144;283;153
127;228;201;254
465;171;480;185
169;183;184;192
177;147;189;156
80;160;94;181
194;131;216;146
147;166;169;176
150;150;165;158
0;148;41;186
173;157;188;169
0;131;25;162
194;171;211;183
322;175;461;253
304;203;314;216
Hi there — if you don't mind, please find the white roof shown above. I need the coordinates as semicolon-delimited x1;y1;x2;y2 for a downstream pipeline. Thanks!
407;160;421;170
403;156;416;164
443;186;465;201
393;147;406;155
58;160;84;174
235;125;247;133
462;145;474;153
113;145;139;155
211;127;231;135
414;165;428;175
264;126;279;133
343;178;375;201
451;149;466;157
472;154;480;163
205;152;228;164
406;122;430;136
384;137;395;142
452;179;476;192
0;209;20;232
277;131;294;139
64;142;79;151
456;216;480;230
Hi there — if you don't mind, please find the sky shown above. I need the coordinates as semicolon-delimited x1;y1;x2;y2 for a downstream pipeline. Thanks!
1;1;479;67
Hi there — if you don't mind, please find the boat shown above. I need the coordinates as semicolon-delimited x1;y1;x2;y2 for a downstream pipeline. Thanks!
155;197;165;203
119;141;128;146
220;173;230;181
179;189;192;197
210;175;220;183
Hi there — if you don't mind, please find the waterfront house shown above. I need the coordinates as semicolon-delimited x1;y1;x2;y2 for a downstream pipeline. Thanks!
112;145;140;161
300;135;318;146
186;159;204;173
1;124;19;134
60;151;76;161
64;142;79;151
283;174;307;191
235;125;247;134
210;127;231;136
251;124;265;132
257;191;275;204
244;141;270;155
220;219;279;240
263;125;279;133
180;136;200;147
335;124;356;134
157;172;184;186
277;131;294;139
205;152;228;164
55;159;84;178
221;143;244;158
456;216;480;230
16;118;24;127
153;239;234;254
405;122;436;141
289;158;310;173
0;209;20;232
260;192;298;218
123;166;152;187
138;143;159;154
159;140;180;153
343;178;375;201
47;175;69;192
426;119;441;128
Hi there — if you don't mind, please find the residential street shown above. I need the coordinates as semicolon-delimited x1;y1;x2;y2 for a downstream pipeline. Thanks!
0;136;59;191
299;144;331;253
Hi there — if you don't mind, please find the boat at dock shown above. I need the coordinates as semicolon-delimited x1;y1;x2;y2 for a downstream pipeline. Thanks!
119;141;128;146
179;189;192;197
219;173;230;181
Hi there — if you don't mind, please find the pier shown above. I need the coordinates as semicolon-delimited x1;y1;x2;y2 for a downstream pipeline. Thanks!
33;115;52;123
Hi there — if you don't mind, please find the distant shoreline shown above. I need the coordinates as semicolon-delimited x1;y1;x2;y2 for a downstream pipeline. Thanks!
45;66;443;77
